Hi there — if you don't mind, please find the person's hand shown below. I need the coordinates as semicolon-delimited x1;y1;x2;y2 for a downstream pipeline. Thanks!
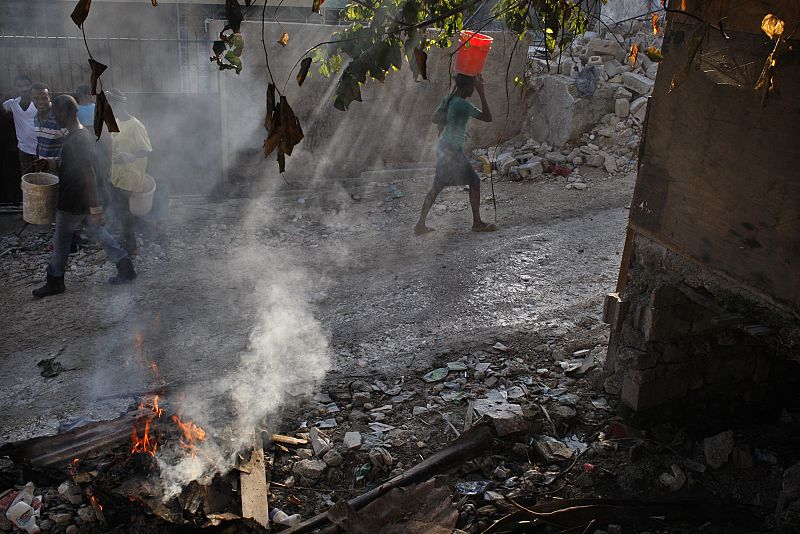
33;158;48;172
88;212;106;226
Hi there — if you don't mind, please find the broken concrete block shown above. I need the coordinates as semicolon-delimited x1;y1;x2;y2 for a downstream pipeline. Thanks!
704;431;734;469
558;59;574;76
646;63;659;80
622;72;655;95
615;98;630;118
292;458;327;479
603;154;618;173
585;153;605;167
497;153;518;175
473;398;527;436
587;38;623;58
369;447;393;467
58;481;83;505
545;152;567;164
343;431;362;450
532;435;573;462
352;391;371;407
323;449;344;467
631;97;648;123
604;59;624;77
309;427;331;457
518;160;544;178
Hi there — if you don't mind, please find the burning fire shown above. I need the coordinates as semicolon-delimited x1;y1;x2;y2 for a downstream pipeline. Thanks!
172;415;207;456
131;418;159;457
90;495;103;512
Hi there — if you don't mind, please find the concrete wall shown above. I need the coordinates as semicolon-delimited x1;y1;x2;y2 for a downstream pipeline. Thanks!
605;2;800;416
216;21;528;187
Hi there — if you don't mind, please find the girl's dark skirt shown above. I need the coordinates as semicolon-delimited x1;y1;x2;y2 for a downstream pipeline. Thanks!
434;139;480;188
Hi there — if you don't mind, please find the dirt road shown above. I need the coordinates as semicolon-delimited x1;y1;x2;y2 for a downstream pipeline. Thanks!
0;169;634;443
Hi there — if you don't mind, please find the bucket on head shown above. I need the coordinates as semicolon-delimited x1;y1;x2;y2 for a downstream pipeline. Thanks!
129;174;156;216
21;172;59;225
455;31;493;76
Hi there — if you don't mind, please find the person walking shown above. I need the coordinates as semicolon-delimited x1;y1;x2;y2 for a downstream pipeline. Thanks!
415;74;496;235
106;89;152;256
2;75;37;183
32;95;136;299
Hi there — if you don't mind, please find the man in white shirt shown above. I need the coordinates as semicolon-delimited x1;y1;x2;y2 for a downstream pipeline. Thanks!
1;74;37;177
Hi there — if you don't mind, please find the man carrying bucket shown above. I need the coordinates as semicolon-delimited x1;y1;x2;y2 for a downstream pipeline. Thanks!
32;95;136;298
414;73;495;235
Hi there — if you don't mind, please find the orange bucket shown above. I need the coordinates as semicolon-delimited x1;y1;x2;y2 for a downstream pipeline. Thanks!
455;31;493;76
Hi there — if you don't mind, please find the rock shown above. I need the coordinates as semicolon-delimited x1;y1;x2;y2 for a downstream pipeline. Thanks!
545;152;567;164
585;154;605;167
296;448;313;460
615;98;630;118
603;59;624;77
309;427;331;456
603;155;618;173
0;516;14;531
292;458;327;479
630;96;648;123
369;447;393;467
614;86;633;100
658;464;687;491
518;160;544;179
622;72;655;95
76;506;95;523
703;431;734;469
66;526;78;534
323;449;344;467
58;481;83;505
497;153;518;175
532;435;573;462
352;391;371;407
475;362;491;373
511;442;530;459
39;519;54;531
49;513;72;525
473;398;527;436
549;404;577;423
732;445;754;469
572;182;587;190
777;462;800;512
412;406;429;416
646;63;659;80
587;38;623;58
343;431;362;450
351;380;372;393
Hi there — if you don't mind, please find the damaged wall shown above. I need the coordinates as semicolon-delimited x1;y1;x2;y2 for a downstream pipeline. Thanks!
215;21;528;188
605;1;800;416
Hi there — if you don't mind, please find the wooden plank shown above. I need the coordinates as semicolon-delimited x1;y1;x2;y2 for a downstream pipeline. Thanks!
239;432;270;529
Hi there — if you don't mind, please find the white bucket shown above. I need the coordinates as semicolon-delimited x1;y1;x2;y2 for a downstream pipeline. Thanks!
21;172;59;225
129;174;156;216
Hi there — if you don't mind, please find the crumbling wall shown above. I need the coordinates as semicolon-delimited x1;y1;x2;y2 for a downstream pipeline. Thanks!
605;234;800;417
216;21;528;188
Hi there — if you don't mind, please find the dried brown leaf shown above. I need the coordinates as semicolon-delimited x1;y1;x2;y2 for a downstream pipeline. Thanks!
761;14;785;40
88;58;107;96
297;57;312;86
278;32;289;47
265;83;276;129
93;93;119;139
413;47;428;80
628;43;639;66
151;0;158;5
71;0;92;28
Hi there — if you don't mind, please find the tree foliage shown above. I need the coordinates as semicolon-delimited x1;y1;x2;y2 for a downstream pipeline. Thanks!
310;0;589;111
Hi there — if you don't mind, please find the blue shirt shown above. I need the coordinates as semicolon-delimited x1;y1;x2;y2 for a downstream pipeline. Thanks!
34;110;67;159
77;103;95;127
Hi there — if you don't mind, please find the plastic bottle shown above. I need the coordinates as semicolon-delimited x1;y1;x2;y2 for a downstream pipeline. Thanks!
269;508;301;527
6;501;41;533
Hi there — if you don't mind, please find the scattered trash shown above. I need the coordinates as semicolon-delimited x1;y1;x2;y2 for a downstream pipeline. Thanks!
446;361;468;371
473;399;527;436
422;368;449;383
368;422;395;433
37;358;64;378
270;508;301;527
375;381;401;396
454;480;492;496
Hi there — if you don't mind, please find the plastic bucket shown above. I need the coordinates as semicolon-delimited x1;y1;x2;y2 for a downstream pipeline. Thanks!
21;173;59;224
455;31;493;76
128;174;156;216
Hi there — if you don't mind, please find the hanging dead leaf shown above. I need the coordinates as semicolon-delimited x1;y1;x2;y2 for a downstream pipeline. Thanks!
278;32;289;47
413;47;428;80
628;43;639;66
71;0;92;27
297;57;312;86
644;46;663;62
761;14;785;40
263;94;303;172
88;58;107;96
93;92;119;139
265;83;276;128
150;0;158;5
226;0;243;28
651;14;660;35
312;0;325;13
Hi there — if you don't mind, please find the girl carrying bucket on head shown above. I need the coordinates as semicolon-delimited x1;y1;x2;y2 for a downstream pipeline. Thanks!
414;73;495;235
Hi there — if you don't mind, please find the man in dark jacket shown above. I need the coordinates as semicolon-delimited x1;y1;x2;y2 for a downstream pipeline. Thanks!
32;95;136;298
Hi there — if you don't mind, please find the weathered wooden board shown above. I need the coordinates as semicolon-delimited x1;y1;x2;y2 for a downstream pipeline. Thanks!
239;432;269;528
629;22;800;312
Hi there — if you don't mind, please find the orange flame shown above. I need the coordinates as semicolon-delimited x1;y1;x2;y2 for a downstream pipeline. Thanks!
651;14;660;35
131;419;159;456
90;495;103;512
628;43;640;66
172;415;206;456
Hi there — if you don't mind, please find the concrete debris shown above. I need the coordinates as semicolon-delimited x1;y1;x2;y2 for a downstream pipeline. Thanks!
533;435;574;462
292;458;327;479
309;427;332;456
473;398;527;436
323;449;344;467
343;431;362;450
621;72;655;95
703;430;734;469
658;464;687;491
368;447;393;467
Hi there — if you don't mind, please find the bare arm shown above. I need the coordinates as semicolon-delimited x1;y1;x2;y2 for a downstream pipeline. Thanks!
474;77;492;123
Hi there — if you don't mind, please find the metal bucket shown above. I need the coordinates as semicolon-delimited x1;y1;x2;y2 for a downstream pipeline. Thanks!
21;173;59;224
129;174;157;216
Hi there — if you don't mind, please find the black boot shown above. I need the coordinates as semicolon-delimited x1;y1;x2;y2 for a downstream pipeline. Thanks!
32;274;65;298
109;257;137;285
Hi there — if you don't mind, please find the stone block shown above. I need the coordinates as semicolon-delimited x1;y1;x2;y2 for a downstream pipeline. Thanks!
646;63;659;80
545;152;567;164
622;72;655;95
703;430;734;469
615;98;630;118
518;160;544;178
585;153;605;167
587;37;624;58
604;59;625;77
293;458;327;479
621;370;689;411
558;59;574;76
497;153;518;175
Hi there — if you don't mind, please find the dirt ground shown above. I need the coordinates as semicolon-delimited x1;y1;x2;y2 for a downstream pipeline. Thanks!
0;167;632;444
